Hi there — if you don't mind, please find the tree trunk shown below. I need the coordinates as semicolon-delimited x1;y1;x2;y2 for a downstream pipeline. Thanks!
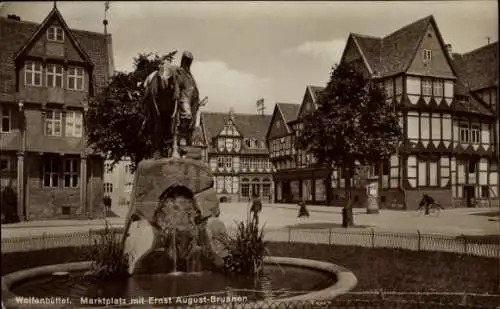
342;165;355;227
326;169;333;206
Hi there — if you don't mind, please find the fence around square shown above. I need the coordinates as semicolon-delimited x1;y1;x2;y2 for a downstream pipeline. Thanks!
2;226;499;309
1;226;499;258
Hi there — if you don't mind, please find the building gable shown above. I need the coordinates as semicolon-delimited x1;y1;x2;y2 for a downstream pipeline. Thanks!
297;87;316;120
406;19;456;79
266;105;289;140
14;7;92;66
341;35;374;77
216;117;241;137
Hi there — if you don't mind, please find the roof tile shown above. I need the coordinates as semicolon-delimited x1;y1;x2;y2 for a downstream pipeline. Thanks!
351;16;433;77
202;112;271;153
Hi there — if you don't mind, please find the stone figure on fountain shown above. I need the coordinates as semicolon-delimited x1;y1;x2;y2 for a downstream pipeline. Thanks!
141;51;207;159
122;51;230;275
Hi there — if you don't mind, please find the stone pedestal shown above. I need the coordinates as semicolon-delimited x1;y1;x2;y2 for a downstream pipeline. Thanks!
122;157;228;275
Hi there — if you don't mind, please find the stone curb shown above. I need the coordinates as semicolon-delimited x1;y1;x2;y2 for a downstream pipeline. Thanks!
1;258;357;309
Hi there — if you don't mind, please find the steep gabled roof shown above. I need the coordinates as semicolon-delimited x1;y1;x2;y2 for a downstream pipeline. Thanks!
452;42;498;91
14;6;92;66
0;12;112;102
451;42;498;117
201;112;272;154
347;15;456;78
307;85;325;103
276;102;300;124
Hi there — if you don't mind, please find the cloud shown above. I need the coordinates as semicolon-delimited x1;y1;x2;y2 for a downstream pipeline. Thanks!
192;60;273;114
285;39;346;64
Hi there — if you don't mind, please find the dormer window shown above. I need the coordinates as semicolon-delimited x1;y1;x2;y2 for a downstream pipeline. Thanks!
47;26;64;42
245;139;252;148
68;67;84;91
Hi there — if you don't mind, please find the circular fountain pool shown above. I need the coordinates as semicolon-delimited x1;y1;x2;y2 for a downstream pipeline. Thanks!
2;257;357;309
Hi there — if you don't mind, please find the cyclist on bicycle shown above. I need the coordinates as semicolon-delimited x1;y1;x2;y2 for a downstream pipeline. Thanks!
418;194;433;215
417;194;443;215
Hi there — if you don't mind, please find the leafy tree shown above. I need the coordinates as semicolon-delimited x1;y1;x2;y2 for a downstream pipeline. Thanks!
86;51;177;169
295;62;403;226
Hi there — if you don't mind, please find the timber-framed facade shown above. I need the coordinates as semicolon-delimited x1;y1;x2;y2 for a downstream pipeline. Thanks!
266;15;498;209
0;7;113;221
200;111;274;203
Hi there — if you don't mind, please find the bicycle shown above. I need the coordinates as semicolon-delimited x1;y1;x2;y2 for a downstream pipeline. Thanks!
415;203;443;216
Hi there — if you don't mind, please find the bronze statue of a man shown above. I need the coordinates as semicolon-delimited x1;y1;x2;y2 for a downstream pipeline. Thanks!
142;51;207;159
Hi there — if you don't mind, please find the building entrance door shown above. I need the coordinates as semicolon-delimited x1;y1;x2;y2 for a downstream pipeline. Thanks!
463;185;475;208
282;182;291;203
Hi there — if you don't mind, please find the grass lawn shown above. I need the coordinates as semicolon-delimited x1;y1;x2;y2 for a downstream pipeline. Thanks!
2;242;499;306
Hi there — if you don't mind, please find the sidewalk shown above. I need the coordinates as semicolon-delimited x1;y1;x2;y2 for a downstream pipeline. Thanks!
1;217;125;229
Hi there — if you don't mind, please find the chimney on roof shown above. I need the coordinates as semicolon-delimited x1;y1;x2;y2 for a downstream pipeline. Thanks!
445;44;453;58
7;14;21;21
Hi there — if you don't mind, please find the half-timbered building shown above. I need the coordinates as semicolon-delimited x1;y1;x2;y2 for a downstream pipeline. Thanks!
200;110;273;203
334;15;498;209
0;7;113;220
267;90;333;204
266;15;498;209
451;42;498;207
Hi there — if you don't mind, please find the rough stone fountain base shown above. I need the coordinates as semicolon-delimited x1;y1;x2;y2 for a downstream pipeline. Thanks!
1;257;357;309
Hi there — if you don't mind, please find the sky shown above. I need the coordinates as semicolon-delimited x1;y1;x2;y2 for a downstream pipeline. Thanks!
1;1;498;114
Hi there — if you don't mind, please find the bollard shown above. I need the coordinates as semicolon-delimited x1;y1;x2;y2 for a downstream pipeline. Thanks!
371;228;375;248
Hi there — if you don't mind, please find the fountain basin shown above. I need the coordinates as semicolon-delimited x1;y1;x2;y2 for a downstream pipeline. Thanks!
2;257;357;309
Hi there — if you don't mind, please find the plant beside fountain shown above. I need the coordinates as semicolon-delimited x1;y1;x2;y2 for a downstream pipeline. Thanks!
81;221;129;280
222;211;267;277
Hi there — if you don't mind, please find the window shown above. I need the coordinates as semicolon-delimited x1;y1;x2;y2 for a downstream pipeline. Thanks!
422;79;432;96
217;157;224;168
45;110;62;136
224;156;232;169
1;106;12;133
25;61;42;87
104;163;113;172
65;111;83;137
241;183;250;197
245;139;251;148
47;25;64;42
0;156;16;171
125;182;132;193
433;79;444;97
470;124;480;144
459;122;469;143
67;67;84;90
225;138;233;150
254;140;261;148
43;158;61;187
46;64;64;88
481;186;489;198
63;159;79;188
468;160;477;174
217;138;224;150
423;49;432;61
104;183;113;193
